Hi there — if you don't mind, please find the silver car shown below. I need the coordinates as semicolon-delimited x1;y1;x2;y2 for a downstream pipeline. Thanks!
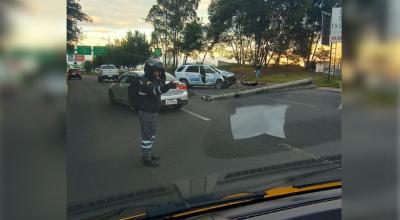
108;71;189;109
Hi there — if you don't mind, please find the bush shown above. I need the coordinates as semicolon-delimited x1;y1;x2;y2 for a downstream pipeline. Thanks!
83;61;92;73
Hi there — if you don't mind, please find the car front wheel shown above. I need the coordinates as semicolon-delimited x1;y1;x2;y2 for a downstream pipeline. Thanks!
215;80;223;90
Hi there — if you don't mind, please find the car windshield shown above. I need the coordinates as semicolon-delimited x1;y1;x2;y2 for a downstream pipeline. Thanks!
67;1;342;219
209;66;222;74
102;65;116;69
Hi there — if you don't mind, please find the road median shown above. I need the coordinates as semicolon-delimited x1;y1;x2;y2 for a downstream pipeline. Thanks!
202;78;314;101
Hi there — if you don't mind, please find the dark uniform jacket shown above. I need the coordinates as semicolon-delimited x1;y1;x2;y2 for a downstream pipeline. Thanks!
138;73;170;113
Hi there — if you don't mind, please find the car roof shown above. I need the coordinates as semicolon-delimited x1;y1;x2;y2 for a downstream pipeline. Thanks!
179;63;214;67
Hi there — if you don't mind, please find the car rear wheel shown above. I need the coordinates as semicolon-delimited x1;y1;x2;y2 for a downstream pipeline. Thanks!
215;80;223;90
109;91;116;105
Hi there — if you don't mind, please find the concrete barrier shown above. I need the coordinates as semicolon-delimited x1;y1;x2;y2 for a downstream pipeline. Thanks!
202;78;313;101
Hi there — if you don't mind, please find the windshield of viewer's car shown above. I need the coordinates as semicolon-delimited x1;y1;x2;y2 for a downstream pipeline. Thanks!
67;0;342;219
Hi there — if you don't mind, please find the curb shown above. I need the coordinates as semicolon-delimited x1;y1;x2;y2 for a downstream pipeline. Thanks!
202;78;314;101
317;87;342;93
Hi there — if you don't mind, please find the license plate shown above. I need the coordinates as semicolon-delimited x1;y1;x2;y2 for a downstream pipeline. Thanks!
165;99;178;105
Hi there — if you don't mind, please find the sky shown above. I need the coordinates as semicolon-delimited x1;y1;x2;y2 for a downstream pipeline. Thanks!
79;0;211;46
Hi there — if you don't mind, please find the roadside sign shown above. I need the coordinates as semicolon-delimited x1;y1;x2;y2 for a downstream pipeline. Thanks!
77;46;92;55
75;54;85;62
330;7;342;43
154;48;162;57
321;11;331;45
93;46;107;56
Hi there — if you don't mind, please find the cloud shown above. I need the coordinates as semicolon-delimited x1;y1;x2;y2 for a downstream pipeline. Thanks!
197;0;210;22
198;0;211;11
78;0;211;45
84;28;113;33
80;0;155;29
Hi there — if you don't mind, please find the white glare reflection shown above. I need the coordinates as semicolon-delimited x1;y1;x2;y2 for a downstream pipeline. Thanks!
230;105;289;140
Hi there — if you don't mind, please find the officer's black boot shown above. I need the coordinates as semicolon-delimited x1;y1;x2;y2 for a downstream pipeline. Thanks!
151;154;160;161
142;149;159;167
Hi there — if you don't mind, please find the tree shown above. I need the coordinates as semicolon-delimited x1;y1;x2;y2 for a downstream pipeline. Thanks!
67;0;92;47
201;23;223;62
208;0;275;66
146;0;200;68
93;31;151;68
208;0;341;69
268;0;307;67
83;60;92;73
93;55;106;69
180;21;204;63
150;31;161;50
300;0;341;68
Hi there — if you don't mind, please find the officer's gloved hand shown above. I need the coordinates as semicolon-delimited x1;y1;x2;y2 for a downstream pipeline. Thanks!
167;81;177;89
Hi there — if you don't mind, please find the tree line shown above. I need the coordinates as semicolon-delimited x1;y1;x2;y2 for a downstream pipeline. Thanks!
92;31;151;68
68;0;340;71
146;0;340;69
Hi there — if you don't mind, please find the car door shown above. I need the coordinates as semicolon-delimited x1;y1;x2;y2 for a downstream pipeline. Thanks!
114;75;128;101
185;65;201;85
119;75;131;104
203;66;217;85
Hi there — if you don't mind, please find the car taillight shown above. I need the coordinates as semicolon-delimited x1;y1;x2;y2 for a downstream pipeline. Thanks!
177;84;187;90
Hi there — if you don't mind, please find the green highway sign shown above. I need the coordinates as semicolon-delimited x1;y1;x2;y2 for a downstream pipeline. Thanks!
77;46;92;55
93;46;107;56
154;48;162;57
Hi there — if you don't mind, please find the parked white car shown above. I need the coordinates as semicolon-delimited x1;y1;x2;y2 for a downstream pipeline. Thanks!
97;64;119;82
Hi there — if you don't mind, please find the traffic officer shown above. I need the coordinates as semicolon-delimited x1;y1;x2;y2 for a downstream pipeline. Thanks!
138;58;176;167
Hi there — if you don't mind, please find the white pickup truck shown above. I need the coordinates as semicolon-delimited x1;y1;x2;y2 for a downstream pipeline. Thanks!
97;64;119;82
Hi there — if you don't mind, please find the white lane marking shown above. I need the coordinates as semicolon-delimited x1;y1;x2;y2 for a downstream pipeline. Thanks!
181;108;211;121
263;97;316;108
337;102;342;110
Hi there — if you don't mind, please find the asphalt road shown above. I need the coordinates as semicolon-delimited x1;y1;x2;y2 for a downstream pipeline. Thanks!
67;75;341;206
